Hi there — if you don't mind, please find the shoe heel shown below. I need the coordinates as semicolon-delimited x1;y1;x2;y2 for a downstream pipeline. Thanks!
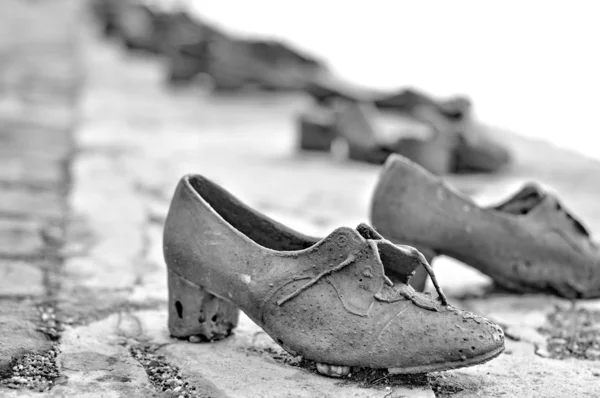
167;269;239;341
297;115;335;152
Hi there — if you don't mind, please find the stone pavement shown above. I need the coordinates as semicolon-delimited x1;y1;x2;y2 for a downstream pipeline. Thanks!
0;0;79;392
1;1;600;397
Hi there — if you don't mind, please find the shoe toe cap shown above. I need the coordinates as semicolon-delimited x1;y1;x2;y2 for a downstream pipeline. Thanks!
373;304;504;371
444;308;505;361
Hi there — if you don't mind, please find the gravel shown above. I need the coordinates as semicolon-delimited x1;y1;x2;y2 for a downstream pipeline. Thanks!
540;306;600;360
130;344;196;398
0;346;62;392
36;305;65;341
245;345;461;395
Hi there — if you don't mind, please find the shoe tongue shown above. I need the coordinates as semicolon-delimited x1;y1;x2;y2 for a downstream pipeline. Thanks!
356;223;384;240
494;183;590;238
355;223;424;283
376;241;425;284
354;224;449;307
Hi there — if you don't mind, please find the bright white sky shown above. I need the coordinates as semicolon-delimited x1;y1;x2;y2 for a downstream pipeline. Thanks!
178;0;600;158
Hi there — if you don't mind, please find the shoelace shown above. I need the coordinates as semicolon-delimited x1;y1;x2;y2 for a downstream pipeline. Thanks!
356;223;448;305
276;242;449;307
277;253;357;306
421;258;448;306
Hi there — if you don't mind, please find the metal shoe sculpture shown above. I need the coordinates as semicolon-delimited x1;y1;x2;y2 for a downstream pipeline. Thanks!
164;175;504;377
372;154;600;298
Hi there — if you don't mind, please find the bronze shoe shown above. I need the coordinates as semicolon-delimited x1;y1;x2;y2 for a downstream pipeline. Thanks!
335;102;458;171
163;175;505;377
297;100;456;171
377;92;510;174
160;13;325;90
160;12;216;84
112;0;163;53
374;88;472;121
91;0;120;37
371;155;600;298
301;80;510;173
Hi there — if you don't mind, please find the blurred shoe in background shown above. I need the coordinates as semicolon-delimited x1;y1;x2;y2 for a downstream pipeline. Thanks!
160;10;215;84
91;0;328;91
90;0;510;175
151;6;327;90
168;26;327;90
297;78;511;174
91;0;174;54
91;0;120;37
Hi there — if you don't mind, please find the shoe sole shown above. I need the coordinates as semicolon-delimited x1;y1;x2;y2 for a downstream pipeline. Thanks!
387;344;505;374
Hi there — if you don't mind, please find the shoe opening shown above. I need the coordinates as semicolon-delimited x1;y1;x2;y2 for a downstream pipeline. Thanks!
188;176;318;251
491;184;590;237
492;184;545;215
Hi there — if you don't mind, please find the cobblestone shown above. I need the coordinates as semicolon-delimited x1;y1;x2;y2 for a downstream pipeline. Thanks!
0;219;46;259
0;188;64;220
0;156;66;190
52;314;157;397
0;260;44;298
0;301;52;376
0;122;72;158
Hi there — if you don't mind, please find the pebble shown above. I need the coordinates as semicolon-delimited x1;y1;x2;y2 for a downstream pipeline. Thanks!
585;348;600;360
549;338;567;345
535;346;551;358
188;335;202;343
130;345;195;397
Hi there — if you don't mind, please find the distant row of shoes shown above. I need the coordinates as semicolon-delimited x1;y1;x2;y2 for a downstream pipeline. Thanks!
91;0;511;176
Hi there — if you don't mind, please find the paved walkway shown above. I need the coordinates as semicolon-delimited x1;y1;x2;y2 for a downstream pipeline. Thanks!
1;2;600;397
0;0;79;392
